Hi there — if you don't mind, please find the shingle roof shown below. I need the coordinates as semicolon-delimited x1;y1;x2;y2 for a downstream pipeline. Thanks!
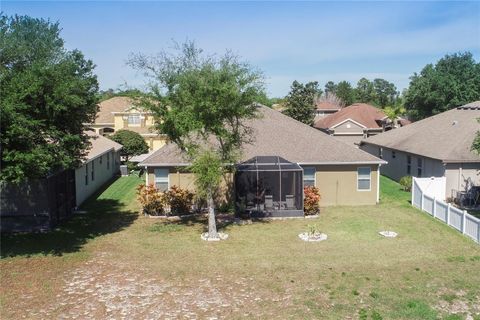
316;101;341;111
140;105;385;166
314;103;386;130
84;131;122;161
361;101;480;163
95;97;135;124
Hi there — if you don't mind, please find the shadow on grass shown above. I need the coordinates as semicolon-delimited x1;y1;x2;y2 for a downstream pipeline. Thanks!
1;180;138;258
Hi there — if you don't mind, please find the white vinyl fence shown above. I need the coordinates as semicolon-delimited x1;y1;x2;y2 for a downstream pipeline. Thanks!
412;177;480;244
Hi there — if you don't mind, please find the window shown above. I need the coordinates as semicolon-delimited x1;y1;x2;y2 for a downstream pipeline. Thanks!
128;114;141;125
417;158;423;177
303;167;316;187
407;155;411;175
107;152;110;170
154;168;169;191
392;151;396;159
91;160;95;181
99;155;103;165
357;167;371;191
378;147;383;159
85;163;88;185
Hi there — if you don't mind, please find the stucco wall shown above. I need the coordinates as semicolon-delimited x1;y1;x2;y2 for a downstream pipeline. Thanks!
75;150;120;207
445;163;480;198
146;164;379;207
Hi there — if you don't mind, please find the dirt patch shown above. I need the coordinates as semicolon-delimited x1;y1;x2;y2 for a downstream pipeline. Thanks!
23;252;291;319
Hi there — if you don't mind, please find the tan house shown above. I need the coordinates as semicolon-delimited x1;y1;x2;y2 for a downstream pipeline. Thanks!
139;105;386;211
314;103;410;146
360;101;480;201
75;132;122;206
88;96;167;151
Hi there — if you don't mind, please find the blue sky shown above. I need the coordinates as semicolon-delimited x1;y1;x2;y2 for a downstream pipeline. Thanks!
3;1;480;97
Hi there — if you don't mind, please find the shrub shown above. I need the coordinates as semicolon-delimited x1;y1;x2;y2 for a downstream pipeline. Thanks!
399;176;412;192
307;224;321;236
136;184;166;216
304;186;321;215
164;186;194;215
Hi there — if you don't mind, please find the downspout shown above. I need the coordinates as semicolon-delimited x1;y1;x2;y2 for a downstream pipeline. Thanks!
377;164;381;203
145;166;148;185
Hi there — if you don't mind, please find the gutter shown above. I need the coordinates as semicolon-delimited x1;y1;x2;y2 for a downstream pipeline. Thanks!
140;160;388;167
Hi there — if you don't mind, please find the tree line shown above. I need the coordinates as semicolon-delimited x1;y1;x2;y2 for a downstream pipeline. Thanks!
283;52;480;125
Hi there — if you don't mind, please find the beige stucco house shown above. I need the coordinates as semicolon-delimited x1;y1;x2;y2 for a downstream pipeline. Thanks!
315;103;410;146
139;105;386;209
75;132;122;206
360;101;480;200
88;96;167;151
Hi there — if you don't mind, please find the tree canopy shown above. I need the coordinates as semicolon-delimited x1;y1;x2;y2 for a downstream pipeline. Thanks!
128;41;265;239
283;80;321;126
404;52;480;120
110;129;149;162
0;15;99;182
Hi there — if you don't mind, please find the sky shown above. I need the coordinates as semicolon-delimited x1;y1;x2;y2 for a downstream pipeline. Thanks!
3;1;480;97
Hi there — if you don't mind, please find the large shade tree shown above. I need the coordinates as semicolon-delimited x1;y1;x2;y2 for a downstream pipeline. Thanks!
128;41;265;240
110;129;149;162
0;15;98;182
283;80;321;126
404;52;480;120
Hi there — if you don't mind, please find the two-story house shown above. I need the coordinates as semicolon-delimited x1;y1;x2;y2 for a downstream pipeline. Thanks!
88;96;167;151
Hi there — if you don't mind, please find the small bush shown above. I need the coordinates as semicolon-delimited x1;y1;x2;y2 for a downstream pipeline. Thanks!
126;161;138;173
136;184;166;216
304;186;321;215
307;224;321;236
165;186;194;215
399;176;412;192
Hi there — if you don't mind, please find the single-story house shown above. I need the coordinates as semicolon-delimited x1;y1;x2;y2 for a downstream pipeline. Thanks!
314;103;410;146
139;105;386;214
360;101;480;201
75;132;122;206
87;96;167;151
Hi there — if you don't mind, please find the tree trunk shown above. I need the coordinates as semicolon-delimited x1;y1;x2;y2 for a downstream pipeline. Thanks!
207;193;219;239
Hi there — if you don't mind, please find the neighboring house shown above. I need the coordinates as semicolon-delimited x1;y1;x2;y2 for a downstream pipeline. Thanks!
87;96;167;151
139;105;386;212
360;101;480;200
75;132;122;207
0;132;122;232
314;103;410;146
314;101;342;120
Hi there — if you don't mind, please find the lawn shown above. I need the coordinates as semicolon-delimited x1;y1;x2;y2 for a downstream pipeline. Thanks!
1;175;480;319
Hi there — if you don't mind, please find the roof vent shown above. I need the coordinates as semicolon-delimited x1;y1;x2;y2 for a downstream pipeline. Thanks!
452;120;458;126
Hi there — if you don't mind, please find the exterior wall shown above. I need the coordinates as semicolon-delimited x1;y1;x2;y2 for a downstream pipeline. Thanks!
146;164;379;207
147;136;167;151
75;150;120;207
445;163;480;198
361;144;445;182
332;120;364;134
310;164;379;206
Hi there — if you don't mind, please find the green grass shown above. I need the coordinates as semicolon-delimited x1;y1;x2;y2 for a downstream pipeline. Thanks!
1;175;480;319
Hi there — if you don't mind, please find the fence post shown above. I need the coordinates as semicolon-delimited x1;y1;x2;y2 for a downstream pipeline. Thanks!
447;203;451;222
432;197;436;217
462;210;466;235
411;178;415;206
421;189;424;211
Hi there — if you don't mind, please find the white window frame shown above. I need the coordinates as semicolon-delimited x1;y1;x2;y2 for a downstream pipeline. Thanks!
154;168;169;191
127;113;141;125
303;167;316;187
392;150;396;159
357;167;371;191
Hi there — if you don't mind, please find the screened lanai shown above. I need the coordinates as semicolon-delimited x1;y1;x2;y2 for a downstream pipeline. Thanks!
234;156;304;217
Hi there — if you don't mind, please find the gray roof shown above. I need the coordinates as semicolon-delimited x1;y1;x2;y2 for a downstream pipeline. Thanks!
85;131;122;161
140;105;385;167
361;101;480;163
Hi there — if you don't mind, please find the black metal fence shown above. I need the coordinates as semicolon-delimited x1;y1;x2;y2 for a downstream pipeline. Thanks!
0;170;76;232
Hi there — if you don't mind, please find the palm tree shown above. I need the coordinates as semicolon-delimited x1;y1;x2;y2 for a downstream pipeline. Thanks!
383;105;406;128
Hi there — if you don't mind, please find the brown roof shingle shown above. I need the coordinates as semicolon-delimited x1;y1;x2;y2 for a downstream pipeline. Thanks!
314;103;386;130
140;105;385;166
361;101;480;163
95;97;135;124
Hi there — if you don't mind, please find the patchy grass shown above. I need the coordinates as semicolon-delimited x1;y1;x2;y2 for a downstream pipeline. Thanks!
1;175;480;319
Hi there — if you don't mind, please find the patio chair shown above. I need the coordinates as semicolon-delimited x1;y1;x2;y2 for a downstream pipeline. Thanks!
286;195;295;209
265;195;273;211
